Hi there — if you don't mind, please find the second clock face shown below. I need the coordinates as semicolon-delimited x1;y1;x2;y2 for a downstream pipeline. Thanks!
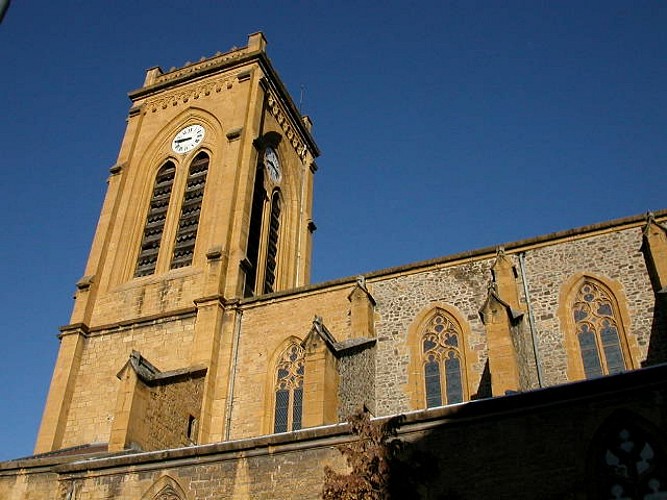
264;147;282;183
172;124;205;154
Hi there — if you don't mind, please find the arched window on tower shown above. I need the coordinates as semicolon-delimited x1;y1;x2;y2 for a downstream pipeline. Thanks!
135;161;176;277
171;152;209;269
263;191;281;294
572;279;629;378
244;165;266;297
421;311;466;407
273;342;304;433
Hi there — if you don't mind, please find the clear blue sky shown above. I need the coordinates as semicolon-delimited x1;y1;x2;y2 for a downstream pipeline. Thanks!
0;1;665;460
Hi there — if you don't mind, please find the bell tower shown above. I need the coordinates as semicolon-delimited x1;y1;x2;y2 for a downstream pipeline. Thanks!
35;33;319;453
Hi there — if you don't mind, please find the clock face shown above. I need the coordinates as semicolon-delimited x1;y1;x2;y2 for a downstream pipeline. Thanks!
172;124;205;154
264;147;281;183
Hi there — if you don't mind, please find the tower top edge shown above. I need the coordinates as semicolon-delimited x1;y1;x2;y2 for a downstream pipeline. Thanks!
129;32;268;99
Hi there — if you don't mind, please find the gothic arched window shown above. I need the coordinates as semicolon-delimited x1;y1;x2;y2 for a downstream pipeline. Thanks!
244;165;266;297
273;343;304;433
171;152;209;269
422;311;465;407
572;279;628;378
263;191;281;294
135;162;176;277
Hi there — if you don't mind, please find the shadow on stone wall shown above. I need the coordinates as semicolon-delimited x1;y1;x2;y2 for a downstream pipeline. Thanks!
379;368;667;500
472;359;492;400
643;293;667;367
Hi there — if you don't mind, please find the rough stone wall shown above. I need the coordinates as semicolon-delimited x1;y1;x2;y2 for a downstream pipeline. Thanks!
522;227;655;386
61;316;196;449
337;345;376;420
512;322;539;391
140;375;204;451
370;259;493;415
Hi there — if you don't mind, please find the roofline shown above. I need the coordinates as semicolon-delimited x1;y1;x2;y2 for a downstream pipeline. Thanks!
241;208;667;306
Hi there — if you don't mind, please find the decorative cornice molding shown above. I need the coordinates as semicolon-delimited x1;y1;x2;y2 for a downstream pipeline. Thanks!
266;89;311;163
144;75;237;114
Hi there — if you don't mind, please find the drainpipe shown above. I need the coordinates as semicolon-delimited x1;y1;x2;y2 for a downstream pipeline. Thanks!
224;306;244;440
518;252;544;388
295;158;307;286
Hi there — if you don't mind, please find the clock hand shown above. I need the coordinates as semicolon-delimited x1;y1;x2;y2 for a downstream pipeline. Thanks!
175;137;192;143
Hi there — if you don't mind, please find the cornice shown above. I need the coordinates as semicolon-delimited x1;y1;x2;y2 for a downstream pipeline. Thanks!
59;307;198;338
257;59;320;158
142;72;243;115
264;83;313;163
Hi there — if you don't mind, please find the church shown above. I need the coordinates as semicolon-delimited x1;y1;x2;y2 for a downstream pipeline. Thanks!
2;32;667;499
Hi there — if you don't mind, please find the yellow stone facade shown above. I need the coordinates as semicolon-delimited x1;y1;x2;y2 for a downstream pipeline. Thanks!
35;32;322;453
32;32;667;475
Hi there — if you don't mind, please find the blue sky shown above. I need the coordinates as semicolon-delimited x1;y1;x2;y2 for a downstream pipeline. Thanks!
0;1;665;460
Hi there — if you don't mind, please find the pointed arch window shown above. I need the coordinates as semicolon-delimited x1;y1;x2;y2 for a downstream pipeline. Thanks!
244;165;266;297
263;191;281;294
572;279;628;378
135;162;176;277
273;343;304;433
171;152;209;269
422;311;465;407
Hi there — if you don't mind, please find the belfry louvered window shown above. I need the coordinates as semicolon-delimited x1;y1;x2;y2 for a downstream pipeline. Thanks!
263;192;281;294
274;343;305;433
134;162;176;277
244;166;266;297
171;152;209;269
422;311;465;407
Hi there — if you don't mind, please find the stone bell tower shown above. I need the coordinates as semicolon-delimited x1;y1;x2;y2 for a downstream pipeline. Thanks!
35;33;320;453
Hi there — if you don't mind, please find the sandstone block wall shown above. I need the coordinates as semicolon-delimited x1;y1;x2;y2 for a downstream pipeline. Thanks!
228;284;355;439
61;315;196;448
90;271;204;326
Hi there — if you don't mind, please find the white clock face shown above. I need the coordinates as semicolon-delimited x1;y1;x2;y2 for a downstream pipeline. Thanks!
264;147;281;183
172;124;205;154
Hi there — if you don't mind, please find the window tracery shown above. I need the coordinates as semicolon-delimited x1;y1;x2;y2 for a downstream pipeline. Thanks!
274;343;304;433
572;280;627;378
421;311;465;407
